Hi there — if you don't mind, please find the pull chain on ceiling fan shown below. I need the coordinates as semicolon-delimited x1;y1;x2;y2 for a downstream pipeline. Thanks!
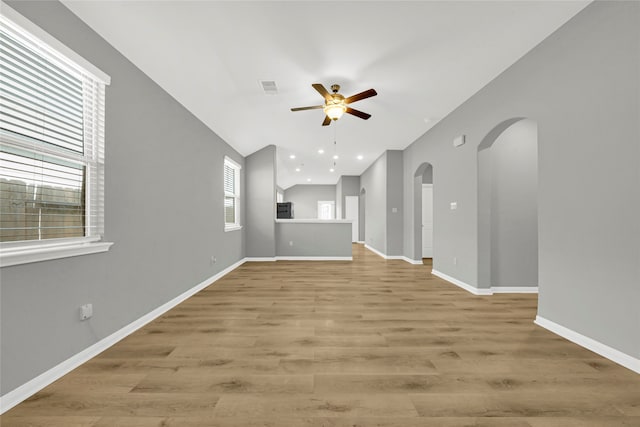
291;83;377;126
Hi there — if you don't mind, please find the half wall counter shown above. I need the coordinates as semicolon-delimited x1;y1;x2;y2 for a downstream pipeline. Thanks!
275;219;353;260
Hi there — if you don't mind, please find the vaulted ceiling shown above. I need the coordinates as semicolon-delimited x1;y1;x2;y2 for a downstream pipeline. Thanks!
62;1;589;189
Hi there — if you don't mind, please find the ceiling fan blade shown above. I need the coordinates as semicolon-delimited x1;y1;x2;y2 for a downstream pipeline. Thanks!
346;107;371;120
322;116;332;126
312;83;333;101
291;105;324;112
345;88;377;104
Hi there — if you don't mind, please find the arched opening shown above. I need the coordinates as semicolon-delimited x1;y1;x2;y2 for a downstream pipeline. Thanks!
478;118;538;291
359;187;366;242
414;162;434;268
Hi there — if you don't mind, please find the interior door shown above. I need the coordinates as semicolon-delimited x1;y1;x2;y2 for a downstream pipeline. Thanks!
422;184;433;258
345;196;359;242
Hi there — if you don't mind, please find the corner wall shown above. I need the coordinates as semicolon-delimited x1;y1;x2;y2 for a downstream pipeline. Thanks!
360;150;404;256
360;152;388;253
245;145;276;257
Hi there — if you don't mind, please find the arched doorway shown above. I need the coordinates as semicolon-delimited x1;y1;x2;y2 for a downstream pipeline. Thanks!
414;162;434;266
478;118;538;291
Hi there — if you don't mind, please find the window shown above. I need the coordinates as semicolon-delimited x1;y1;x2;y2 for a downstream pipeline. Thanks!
0;6;111;267
317;201;335;220
224;157;241;231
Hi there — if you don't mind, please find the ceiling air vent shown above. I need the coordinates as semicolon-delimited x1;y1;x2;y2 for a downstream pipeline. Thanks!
260;80;278;95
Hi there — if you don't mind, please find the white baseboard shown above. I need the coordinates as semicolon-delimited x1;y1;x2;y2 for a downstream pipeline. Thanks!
492;286;538;293
275;256;352;261
364;244;386;258
431;269;492;295
0;258;246;414
535;315;640;374
362;245;425;265
363;244;402;259
244;257;276;262
431;270;539;296
356;241;365;244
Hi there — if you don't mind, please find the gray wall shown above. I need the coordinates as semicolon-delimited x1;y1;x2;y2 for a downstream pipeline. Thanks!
422;165;433;184
283;184;336;219
335;177;343;219
402;2;639;358
479;119;538;288
360;152;387;253
386;151;404;256
276;222;352;257
1;0;245;395
245;145;276;257
360;151;404;255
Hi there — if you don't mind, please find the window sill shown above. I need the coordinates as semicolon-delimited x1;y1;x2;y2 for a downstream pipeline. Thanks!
224;225;243;232
0;238;114;268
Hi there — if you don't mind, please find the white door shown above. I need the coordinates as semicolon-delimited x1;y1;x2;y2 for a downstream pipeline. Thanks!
422;184;433;258
345;196;359;242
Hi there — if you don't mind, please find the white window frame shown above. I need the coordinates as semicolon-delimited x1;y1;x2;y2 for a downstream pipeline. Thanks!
0;4;112;267
317;201;336;220
224;156;241;232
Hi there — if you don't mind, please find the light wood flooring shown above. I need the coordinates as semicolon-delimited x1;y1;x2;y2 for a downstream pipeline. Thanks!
2;244;639;426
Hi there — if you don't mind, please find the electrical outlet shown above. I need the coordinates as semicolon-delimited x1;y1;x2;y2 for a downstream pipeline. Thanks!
210;256;217;265
289;241;294;246
453;257;457;265
80;303;93;320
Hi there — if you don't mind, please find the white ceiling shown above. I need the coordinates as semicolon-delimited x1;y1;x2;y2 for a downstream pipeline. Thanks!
62;0;589;189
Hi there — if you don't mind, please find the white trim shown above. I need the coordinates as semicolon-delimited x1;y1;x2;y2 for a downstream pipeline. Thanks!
275;256;352;261
0;258;246;414
492;286;538;293
223;157;241;230
244;257;277;262
223;156;241;170
364;244;387;259
356;241;365;244
0;239;114;268
0;2;110;84
431;269;492;295
276;219;352;224
535;315;640;374
363;245;422;265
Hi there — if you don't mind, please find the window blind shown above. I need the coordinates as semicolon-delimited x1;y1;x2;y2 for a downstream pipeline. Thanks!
224;162;236;225
0;18;106;243
224;158;239;227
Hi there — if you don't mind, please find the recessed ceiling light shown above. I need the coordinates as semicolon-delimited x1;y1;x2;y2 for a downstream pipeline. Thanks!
295;167;301;172
333;155;339;160
318;149;324;154
289;154;296;159
357;155;364;160
307;178;311;182
329;168;335;172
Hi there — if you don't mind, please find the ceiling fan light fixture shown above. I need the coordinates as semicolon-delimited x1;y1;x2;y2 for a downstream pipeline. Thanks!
324;103;346;120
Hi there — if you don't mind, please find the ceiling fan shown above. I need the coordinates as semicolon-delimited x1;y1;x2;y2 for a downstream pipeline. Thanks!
291;83;377;126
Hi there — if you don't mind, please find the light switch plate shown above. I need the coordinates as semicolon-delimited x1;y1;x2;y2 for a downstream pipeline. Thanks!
450;202;457;210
